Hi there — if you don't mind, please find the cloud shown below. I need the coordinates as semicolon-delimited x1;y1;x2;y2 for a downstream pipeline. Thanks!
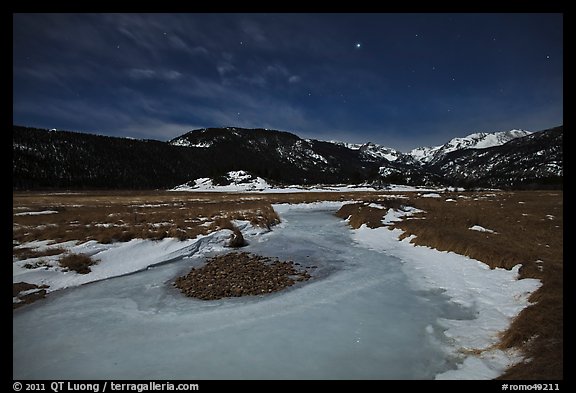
162;70;182;80
127;69;156;80
237;75;267;88
216;62;236;77
239;19;268;45
118;118;204;140
264;64;289;76
168;35;209;56
127;68;182;81
288;75;301;84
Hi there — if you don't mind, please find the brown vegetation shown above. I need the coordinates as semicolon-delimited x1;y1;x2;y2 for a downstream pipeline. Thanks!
12;191;281;245
336;191;563;380
13;247;66;260
174;252;311;300
13;282;49;309
335;198;406;229
59;253;99;274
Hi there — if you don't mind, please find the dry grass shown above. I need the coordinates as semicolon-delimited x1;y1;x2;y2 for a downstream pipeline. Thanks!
59;253;99;274
12;190;385;247
13;247;66;260
13;282;49;309
337;191;563;380
335;198;406;229
13;191;281;245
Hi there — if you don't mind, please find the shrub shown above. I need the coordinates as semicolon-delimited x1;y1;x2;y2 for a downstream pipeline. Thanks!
59;253;98;274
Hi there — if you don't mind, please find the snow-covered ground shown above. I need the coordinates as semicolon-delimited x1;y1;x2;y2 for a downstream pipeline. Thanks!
13;201;539;380
469;225;498;234
350;208;541;379
170;170;443;193
13;221;268;293
14;210;59;216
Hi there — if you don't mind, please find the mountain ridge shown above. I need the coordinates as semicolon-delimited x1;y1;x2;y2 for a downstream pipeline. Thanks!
13;124;562;190
408;129;532;165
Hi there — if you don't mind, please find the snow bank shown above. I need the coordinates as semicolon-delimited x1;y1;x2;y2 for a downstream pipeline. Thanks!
469;225;498;234
13;224;270;293
421;193;441;198
381;206;423;225
170;170;443;193
15;210;59;216
272;201;349;214
172;170;272;192
350;210;540;380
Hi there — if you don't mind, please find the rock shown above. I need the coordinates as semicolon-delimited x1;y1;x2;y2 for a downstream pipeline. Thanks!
227;229;247;248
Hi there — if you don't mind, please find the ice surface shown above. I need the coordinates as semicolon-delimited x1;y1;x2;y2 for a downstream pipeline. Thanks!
351;215;540;379
14;204;468;380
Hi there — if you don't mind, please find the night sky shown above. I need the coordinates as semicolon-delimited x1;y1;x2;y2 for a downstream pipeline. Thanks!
13;13;563;151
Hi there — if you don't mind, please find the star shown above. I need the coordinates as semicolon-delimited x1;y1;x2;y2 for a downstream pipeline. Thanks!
355;42;361;49
546;55;550;59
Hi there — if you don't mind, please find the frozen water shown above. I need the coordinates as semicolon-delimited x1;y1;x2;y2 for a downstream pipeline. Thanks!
13;207;471;379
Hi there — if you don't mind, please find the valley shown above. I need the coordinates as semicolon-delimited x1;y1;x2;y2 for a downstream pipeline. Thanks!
13;189;562;379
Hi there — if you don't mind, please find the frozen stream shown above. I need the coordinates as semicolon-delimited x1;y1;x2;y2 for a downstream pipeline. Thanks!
13;205;473;379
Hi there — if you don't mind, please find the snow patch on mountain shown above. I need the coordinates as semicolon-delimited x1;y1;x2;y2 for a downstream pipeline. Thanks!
172;170;272;192
332;141;402;162
409;130;532;164
171;139;213;148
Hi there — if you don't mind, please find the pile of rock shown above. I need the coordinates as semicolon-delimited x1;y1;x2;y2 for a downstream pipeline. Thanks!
174;252;311;300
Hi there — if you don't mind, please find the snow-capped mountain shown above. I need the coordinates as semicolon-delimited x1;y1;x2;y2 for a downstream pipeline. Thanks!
332;141;403;162
408;129;532;165
428;127;562;188
13;125;562;190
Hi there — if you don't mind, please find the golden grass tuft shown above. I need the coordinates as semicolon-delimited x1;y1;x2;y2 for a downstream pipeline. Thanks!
59;253;98;274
